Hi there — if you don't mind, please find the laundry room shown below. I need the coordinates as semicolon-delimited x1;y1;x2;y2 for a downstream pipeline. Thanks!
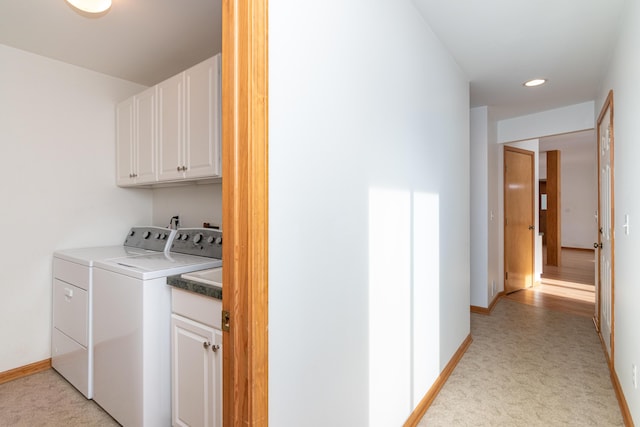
0;2;223;420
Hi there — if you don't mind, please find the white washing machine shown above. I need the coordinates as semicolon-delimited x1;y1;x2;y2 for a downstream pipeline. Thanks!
51;226;176;399
92;228;222;427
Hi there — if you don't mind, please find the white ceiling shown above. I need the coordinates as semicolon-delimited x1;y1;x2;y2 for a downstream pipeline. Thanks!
0;0;221;86
0;1;627;121
414;0;626;120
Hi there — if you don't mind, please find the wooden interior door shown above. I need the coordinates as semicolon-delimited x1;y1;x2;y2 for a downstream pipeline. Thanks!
504;146;535;294
596;91;614;359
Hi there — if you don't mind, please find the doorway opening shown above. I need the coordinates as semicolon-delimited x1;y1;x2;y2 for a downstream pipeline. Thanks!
505;130;597;317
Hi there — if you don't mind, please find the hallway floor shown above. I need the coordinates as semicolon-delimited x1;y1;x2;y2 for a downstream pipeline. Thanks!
506;248;596;318
420;248;622;426
419;298;623;426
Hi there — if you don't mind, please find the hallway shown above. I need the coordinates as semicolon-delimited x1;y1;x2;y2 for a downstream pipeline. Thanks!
418;297;622;426
419;248;622;425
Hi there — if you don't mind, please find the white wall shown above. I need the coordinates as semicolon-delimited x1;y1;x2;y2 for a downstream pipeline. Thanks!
152;183;222;229
497;101;595;143
470;107;501;308
269;0;470;425
487;112;500;299
539;142;597;249
598;0;640;421
0;44;152;373
470;107;489;307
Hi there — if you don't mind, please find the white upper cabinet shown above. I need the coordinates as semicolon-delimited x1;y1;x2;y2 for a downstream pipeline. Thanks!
117;54;221;187
157;72;184;182
135;87;158;184
184;55;221;179
116;97;135;185
116;87;158;186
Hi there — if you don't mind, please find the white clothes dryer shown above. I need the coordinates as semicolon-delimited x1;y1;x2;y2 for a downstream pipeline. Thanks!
51;226;175;399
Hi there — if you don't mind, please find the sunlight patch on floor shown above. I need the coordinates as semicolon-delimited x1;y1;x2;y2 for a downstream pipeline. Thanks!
535;282;595;303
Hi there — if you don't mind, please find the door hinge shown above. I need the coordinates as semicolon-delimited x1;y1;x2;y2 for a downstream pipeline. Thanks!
222;310;230;332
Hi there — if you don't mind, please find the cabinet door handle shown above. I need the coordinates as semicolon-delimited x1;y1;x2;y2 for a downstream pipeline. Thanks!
203;341;211;349
211;344;220;353
177;166;181;172
64;288;73;299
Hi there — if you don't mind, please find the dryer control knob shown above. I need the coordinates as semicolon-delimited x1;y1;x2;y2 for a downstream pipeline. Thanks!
154;233;160;239
143;231;151;239
207;236;215;244
215;237;222;245
193;233;203;244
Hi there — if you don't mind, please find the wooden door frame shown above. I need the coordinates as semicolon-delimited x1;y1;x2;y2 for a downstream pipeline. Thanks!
221;0;269;425
503;145;535;294
595;90;614;360
545;150;562;266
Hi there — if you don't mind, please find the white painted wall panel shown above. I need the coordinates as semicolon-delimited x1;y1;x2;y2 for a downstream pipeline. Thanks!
0;44;151;373
269;0;470;425
497;101;595;143
152;184;221;229
539;147;597;249
470;107;489;307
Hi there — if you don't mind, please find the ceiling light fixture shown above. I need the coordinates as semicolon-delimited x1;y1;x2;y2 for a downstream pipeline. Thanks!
523;78;547;87
65;0;112;14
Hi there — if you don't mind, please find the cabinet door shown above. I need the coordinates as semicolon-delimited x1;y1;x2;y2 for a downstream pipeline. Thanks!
172;315;222;427
184;55;221;179
135;86;157;184
116;97;135;186
158;73;185;181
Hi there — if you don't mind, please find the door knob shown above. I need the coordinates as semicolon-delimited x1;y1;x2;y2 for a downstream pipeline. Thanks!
594;242;603;249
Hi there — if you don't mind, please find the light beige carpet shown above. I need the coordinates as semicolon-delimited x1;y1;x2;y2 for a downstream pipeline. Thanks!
0;369;118;426
419;298;624;426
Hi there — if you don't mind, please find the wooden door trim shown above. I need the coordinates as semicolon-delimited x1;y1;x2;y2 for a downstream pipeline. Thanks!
503;145;535;294
222;0;269;425
595;90;614;360
545;151;561;266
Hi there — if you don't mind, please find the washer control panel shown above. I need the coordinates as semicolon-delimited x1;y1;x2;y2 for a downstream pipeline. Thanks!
123;226;176;252
171;228;222;259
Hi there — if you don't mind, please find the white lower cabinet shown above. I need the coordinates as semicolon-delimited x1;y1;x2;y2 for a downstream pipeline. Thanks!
171;289;222;427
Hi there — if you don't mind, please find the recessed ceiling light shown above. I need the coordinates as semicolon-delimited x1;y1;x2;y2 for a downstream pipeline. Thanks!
65;0;112;14
523;78;547;87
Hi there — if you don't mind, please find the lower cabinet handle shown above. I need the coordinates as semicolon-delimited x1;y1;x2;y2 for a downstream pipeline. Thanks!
203;341;211;349
211;344;220;352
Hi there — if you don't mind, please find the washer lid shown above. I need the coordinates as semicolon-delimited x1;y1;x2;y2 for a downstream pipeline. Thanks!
94;252;222;280
53;246;155;266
